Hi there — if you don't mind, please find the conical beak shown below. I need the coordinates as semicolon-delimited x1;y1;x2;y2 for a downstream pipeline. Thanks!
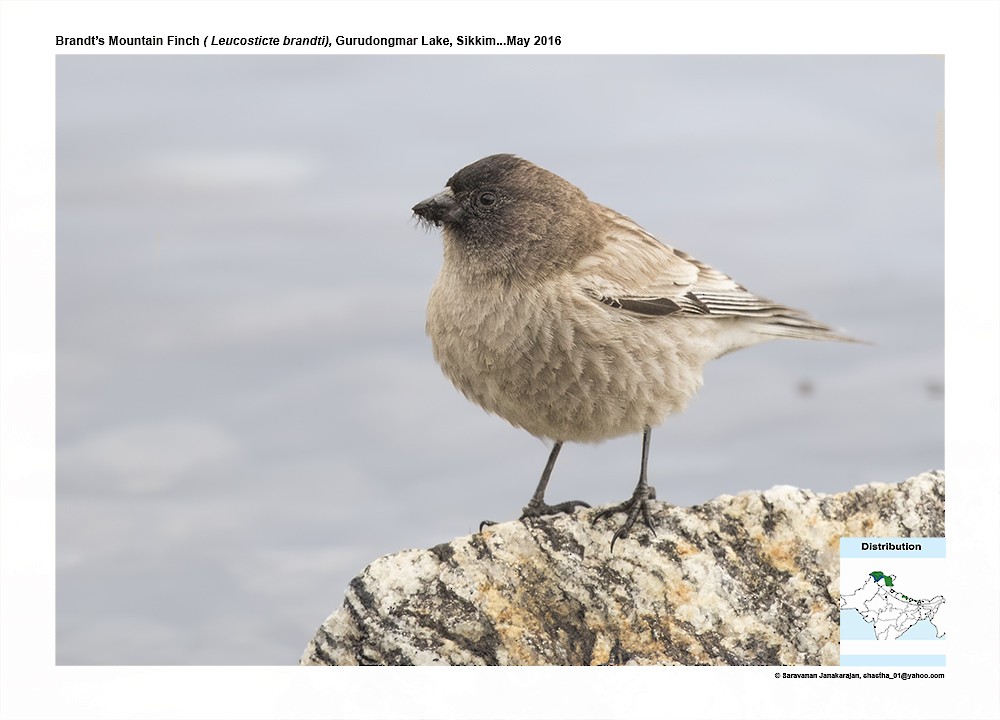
412;187;463;226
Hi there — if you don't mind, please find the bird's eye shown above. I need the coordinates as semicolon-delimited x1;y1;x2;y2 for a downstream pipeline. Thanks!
477;191;497;207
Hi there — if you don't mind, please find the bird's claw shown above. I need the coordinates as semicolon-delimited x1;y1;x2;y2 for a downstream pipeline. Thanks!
593;487;656;552
520;499;591;519
478;499;590;533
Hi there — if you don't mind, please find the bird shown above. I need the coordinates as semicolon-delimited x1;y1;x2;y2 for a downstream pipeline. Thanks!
412;154;856;549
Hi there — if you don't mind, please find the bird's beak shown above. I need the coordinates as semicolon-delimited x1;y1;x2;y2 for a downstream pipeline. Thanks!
412;187;463;226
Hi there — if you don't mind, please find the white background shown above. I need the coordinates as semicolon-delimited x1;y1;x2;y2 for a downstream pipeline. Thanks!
2;1;998;719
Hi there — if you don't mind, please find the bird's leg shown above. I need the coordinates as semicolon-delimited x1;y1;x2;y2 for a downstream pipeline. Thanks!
593;425;657;551
519;441;591;518
479;441;590;532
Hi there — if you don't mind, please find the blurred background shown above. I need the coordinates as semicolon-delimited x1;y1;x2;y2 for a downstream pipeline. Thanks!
56;55;943;664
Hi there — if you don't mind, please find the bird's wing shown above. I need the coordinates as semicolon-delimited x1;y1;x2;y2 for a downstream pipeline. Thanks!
575;206;853;340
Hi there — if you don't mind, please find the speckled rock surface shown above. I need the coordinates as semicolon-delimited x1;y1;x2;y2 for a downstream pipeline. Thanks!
300;471;944;666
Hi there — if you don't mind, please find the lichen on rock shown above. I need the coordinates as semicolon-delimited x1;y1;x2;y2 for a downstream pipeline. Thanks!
300;471;944;666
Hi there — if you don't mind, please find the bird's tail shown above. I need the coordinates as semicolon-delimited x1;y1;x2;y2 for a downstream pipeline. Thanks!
751;313;864;344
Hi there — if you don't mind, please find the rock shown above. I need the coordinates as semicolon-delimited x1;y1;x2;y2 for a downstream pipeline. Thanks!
300;471;944;666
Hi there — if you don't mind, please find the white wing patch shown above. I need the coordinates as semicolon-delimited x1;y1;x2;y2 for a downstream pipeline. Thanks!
577;206;854;341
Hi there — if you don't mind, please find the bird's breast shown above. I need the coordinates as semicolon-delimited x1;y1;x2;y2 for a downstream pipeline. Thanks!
425;270;709;442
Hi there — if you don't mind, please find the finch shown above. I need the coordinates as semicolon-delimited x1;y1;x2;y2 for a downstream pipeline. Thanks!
413;154;855;549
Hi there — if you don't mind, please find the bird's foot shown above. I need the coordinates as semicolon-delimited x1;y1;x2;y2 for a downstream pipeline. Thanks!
520;499;591;519
593;486;656;552
478;499;591;533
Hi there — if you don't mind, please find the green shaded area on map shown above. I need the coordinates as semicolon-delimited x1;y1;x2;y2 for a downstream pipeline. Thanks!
869;571;894;587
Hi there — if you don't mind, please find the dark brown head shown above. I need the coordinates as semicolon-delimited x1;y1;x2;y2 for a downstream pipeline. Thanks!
412;154;600;283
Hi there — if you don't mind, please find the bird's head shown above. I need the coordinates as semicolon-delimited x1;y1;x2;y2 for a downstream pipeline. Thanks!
412;154;598;282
